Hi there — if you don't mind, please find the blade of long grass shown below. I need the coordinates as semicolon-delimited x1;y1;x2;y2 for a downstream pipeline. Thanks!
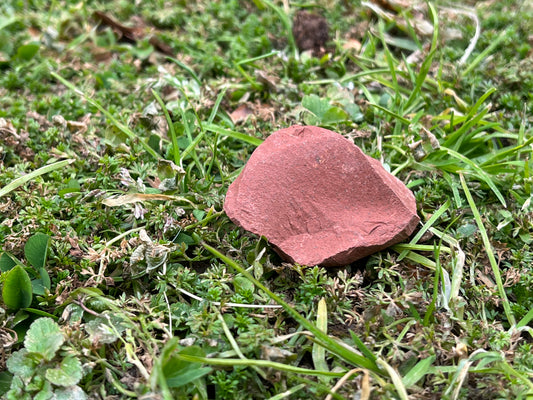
0;159;74;198
166;56;201;86
516;308;533;329
377;20;400;104
397;200;450;261
176;353;345;377
442;87;496;148
393;243;451;254
306;67;390;85
432;226;465;317
395;250;436;269
376;359;408;400
442;171;463;208
442;147;506;207
202;243;383;375
312;298;329;374
481;134;533;166
236;51;279;66
206;89;228;177
459;173;516;326
368;103;411;125
177;104;205;178
349;332;377;363
267;384;307;400
204;124;263;146
461;28;510;77
50;72;160;160
152;89;180;165
403;2;438;111
254;0;296;57
217;313;266;379
423;244;441;326
402;355;436;388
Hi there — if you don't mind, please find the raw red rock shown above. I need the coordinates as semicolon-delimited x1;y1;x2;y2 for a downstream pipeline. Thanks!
224;125;419;266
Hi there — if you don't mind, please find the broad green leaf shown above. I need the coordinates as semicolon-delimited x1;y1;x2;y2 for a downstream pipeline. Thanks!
85;317;122;344
0;252;18;273
193;209;206;221
321;107;349;124
33;380;52;400
31;278;47;296
52;385;88;400
0;371;12;395
58;179;81;197
0;16;18;32
2;265;33;309
38;267;51;290
175;232;195;246
15;42;39;60
402;355;436;387
302;94;330;119
166;366;212;388
24;318;64;361
45;356;83;386
233;275;254;295
163;345;212;387
6;349;36;381
163;345;206;376
24;233;50;270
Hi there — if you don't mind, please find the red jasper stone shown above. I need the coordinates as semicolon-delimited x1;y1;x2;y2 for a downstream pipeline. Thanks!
224;125;419;266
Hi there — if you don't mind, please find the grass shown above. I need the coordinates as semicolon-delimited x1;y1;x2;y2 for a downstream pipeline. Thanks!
1;0;533;399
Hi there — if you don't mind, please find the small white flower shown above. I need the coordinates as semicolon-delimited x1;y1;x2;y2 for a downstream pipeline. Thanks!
119;168;134;187
134;203;147;220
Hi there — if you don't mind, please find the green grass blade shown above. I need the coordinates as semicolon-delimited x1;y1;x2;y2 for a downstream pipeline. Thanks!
402;355;436;388
152;89;180;165
166;56;201;86
312;298;329;374
442;147;506;207
397;199;450;261
176;353;345;377
0;159;74;198
516;307;533;329
404;2;438;111
204;124;263;146
459;174;516;326
254;0;296;56
267;384;307;400
368;103;411;125
442;88;496;149
376;359;409;400
461;28;510;77
235;50;279;66
202;243;383;375
349;331;377;363
51;71;160;160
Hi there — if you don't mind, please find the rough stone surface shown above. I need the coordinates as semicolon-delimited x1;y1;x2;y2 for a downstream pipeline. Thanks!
224;125;420;266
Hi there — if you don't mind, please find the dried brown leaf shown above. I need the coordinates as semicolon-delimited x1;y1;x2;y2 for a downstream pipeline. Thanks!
229;104;254;124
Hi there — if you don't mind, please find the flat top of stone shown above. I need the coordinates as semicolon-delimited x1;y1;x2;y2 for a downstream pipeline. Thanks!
224;125;419;266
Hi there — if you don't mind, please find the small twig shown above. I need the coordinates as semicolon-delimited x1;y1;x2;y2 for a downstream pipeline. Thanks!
73;298;104;317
